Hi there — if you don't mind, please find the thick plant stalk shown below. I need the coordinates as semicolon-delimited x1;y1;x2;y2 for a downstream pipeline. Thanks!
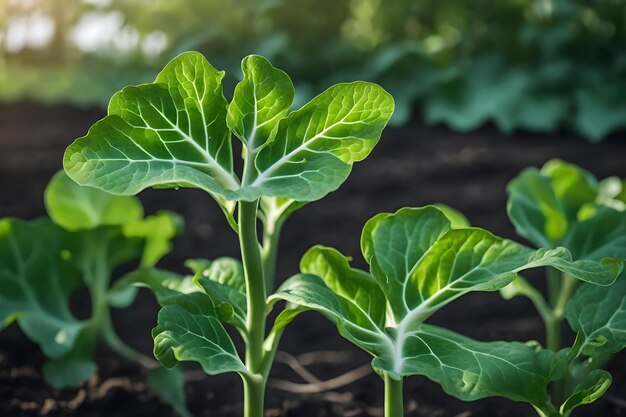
239;200;268;417
546;273;579;405
384;374;404;417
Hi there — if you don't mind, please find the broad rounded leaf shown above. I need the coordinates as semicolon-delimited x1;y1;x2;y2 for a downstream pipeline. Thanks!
387;325;567;411
283;206;621;379
227;55;294;150
567;272;626;356
64;51;240;197
361;207;620;325
45;170;143;231
0;218;85;358
247;81;394;200
508;160;626;263
64;52;393;206
152;292;248;376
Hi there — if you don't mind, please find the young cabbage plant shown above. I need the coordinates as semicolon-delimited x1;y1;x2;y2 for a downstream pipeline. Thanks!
0;170;188;416
502;160;626;409
63;51;394;417
504;159;626;351
270;206;621;417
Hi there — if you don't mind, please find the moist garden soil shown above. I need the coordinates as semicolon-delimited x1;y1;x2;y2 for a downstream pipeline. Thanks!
0;102;625;417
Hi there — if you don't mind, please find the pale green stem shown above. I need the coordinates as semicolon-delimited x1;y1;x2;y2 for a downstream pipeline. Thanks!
546;267;562;308
384;374;404;417
239;199;268;417
261;216;284;292
547;273;579;404
547;274;579;351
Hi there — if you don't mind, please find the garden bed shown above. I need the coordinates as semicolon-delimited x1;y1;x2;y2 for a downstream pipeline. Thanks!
1;102;625;417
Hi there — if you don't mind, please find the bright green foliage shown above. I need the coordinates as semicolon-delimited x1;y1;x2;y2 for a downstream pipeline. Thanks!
62;52;394;417
507;159;626;260
152;292;249;375
64;52;394;208
227;55;294;150
505;159;626;416
395;325;567;408
271;206;620;415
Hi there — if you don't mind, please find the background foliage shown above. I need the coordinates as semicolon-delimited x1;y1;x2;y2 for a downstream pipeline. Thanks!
1;0;625;141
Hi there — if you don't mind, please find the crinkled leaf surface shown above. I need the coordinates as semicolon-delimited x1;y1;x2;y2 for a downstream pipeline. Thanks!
566;272;626;357
227;54;294;150
0;218;85;358
153;292;248;376
64;52;393;204
559;370;611;416
245;81;393;200
64;51;239;198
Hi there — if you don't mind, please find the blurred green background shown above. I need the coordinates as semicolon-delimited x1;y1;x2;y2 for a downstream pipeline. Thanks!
1;0;625;141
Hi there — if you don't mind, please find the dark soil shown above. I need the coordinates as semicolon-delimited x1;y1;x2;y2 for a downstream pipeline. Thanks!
0;101;625;417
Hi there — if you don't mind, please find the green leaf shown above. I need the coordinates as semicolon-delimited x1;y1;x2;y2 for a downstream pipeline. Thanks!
123;210;183;266
300;245;386;328
45;170;143;231
43;357;97;388
110;268;198;306
561;206;626;260
362;207;619;324
566;272;626;356
247;81;394;200
275;205;620;383
146;365;191;417
42;324;100;388
507;160;626;264
227;54;294;151
559;370;612;416
64;51;240;197
194;257;247;330
152;292;249;376
64;52;393;205
270;274;395;362
386;324;567;409
432;203;470;228
0;218;86;358
507;160;596;248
